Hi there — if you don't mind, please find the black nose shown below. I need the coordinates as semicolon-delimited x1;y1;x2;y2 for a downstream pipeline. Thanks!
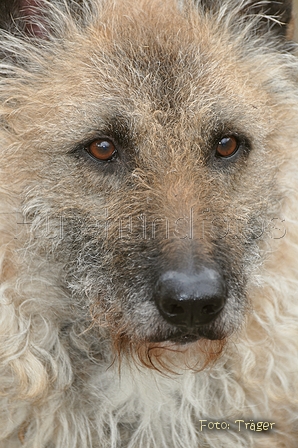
154;268;226;329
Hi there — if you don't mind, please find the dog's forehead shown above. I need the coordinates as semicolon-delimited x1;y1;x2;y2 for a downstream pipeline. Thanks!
46;10;268;144
83;62;266;151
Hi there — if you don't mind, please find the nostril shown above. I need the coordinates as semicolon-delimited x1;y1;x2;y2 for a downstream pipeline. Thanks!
202;301;222;315
159;296;186;316
169;303;185;315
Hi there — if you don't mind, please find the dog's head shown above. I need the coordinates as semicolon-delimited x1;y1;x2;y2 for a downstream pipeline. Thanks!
0;0;293;370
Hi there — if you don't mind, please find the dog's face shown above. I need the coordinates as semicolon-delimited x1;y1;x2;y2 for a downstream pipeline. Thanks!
1;0;292;364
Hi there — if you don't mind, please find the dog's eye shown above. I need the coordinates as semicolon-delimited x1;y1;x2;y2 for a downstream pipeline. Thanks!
86;138;117;162
216;136;239;158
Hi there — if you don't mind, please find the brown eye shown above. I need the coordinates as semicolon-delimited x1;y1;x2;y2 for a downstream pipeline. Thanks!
216;136;239;158
87;138;117;161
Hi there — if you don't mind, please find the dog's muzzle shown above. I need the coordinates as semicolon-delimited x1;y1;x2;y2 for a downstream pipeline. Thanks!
154;267;226;330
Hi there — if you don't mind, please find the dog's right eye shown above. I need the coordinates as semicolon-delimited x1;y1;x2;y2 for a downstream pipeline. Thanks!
216;136;239;158
86;138;117;162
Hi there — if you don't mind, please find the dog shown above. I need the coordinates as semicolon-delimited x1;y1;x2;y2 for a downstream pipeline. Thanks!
0;0;298;446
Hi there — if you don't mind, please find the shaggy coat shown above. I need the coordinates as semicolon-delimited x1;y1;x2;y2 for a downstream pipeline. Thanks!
0;0;298;447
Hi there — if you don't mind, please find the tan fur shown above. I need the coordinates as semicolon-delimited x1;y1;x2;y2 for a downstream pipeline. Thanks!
0;0;298;446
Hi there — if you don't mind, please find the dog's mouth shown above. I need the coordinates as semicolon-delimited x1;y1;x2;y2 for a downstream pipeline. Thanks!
167;332;202;345
138;326;227;371
148;326;224;345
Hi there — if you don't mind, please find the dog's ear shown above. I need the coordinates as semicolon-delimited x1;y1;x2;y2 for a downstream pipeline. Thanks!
243;0;293;38
0;0;48;38
0;0;87;38
200;0;293;39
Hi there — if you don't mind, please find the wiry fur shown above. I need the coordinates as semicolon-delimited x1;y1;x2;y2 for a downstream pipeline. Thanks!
0;0;298;446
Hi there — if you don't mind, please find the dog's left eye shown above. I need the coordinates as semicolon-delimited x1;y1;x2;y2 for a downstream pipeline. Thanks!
86;138;117;162
216;136;239;158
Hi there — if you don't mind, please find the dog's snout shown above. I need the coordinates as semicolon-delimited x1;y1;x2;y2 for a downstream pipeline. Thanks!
154;268;226;328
